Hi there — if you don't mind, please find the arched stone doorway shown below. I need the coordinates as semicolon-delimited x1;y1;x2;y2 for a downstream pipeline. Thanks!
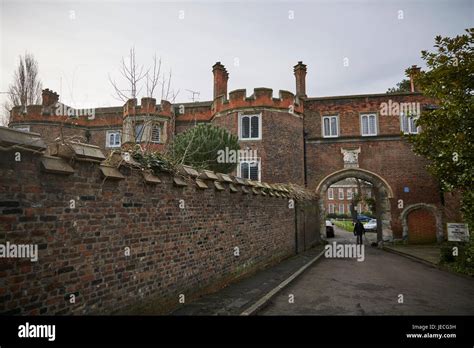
400;203;443;243
316;168;394;244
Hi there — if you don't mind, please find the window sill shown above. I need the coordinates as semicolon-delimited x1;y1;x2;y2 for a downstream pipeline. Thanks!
239;138;262;141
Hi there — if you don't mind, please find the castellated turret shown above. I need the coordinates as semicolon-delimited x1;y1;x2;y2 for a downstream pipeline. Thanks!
121;97;173;152
209;62;305;185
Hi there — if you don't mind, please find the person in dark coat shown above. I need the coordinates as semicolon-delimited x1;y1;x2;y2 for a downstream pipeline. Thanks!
353;219;365;245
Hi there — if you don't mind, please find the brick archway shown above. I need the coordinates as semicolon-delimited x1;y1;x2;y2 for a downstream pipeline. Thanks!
316;168;394;244
400;203;443;243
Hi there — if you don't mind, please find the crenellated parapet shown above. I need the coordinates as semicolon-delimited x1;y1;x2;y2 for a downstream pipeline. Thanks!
123;97;172;118
212;88;304;115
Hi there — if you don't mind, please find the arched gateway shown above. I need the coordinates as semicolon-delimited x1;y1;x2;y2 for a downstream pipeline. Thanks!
316;168;394;244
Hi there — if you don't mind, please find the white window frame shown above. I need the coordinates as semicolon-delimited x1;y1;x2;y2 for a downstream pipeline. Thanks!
400;112;420;134
106;130;121;148
239;113;262;140
338;204;344;214
328;188;334;200
338;188;344;200
151;123;161;143
12;125;30;132
237;158;261;181
328;204;335;214
360;113;378;136
322;115;339;138
347;188;353;200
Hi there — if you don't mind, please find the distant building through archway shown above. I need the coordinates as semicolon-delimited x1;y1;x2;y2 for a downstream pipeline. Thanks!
316;168;394;243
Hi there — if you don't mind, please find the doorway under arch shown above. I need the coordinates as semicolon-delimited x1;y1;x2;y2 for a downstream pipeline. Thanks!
400;203;443;243
316;168;394;244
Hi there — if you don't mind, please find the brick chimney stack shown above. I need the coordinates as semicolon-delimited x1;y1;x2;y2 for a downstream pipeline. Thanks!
213;62;229;100
294;61;307;98
42;89;59;106
408;65;421;93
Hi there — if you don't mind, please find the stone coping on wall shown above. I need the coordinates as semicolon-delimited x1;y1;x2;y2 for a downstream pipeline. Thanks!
0;126;315;200
0;126;46;151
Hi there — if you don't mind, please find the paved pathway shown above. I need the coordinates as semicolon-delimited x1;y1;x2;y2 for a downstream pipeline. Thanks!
170;246;324;315
259;227;474;315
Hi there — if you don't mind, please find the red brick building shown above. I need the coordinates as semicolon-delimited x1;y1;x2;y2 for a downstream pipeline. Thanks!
325;178;373;216
8;62;463;243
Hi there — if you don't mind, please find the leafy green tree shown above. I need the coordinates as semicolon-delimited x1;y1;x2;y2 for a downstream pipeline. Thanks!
386;79;411;93
169;124;240;173
408;28;473;226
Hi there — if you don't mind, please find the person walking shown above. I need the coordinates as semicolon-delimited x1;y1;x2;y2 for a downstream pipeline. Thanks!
353;219;366;245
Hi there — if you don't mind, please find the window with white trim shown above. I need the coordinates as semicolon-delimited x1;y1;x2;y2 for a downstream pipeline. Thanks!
238;159;261;181
400;112;420;134
151;123;161;143
328;188;334;200
338;204;344;214
347;188;353;200
106;130;121;148
360;113;377;136
322;115;339;137
338;188;344;200
348;204;351;213
328;204;335;214
12;125;30;132
239;114;261;140
358;203;362;213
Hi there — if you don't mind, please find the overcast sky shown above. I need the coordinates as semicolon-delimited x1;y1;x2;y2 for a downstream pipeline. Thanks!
0;0;472;117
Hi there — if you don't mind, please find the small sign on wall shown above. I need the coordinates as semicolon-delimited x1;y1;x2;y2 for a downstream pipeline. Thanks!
447;223;470;242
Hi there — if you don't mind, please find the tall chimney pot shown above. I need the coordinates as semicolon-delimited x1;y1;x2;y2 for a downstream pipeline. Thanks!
212;62;229;100
294;61;307;98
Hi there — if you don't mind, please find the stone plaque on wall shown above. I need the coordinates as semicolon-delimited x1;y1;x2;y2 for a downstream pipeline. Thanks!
341;147;361;168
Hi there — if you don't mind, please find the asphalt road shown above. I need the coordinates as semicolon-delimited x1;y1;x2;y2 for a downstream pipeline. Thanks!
259;227;474;315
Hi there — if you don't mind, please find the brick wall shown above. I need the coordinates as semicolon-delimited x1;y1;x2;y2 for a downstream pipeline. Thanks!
0;143;312;315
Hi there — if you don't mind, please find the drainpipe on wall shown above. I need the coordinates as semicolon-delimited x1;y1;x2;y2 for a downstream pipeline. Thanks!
303;130;308;187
